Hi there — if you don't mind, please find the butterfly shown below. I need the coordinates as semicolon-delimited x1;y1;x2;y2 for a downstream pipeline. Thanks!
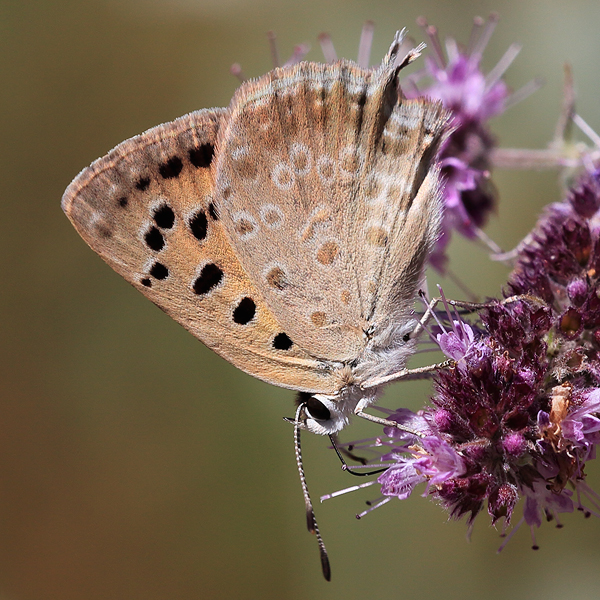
62;32;449;439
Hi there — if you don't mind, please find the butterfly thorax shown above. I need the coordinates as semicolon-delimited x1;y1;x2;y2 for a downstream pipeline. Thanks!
299;312;419;434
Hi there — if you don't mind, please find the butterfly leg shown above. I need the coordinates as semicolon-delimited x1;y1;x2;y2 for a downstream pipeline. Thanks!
354;406;423;436
329;433;368;465
353;397;426;438
410;291;499;340
360;358;455;390
354;359;454;436
409;292;443;340
412;290;548;340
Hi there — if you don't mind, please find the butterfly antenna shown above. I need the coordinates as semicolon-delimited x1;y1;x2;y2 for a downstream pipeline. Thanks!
293;403;331;581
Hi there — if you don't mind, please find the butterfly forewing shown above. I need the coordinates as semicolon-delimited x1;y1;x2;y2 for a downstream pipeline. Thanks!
62;108;338;394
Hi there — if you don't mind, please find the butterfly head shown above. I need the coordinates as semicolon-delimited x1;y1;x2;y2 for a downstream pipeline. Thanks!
295;389;374;435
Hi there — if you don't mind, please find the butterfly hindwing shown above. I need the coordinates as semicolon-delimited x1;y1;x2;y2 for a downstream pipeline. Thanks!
214;60;449;365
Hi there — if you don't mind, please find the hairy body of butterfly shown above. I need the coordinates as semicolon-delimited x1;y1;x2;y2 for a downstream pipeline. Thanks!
62;36;450;437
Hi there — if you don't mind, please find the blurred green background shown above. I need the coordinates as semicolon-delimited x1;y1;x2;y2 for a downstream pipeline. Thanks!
3;0;600;598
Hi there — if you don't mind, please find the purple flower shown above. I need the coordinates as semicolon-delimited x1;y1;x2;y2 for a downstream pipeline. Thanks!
562;388;600;448
377;460;426;501
376;409;467;500
507;168;600;388
404;15;519;270
436;319;476;375
522;480;574;529
326;232;600;544
410;436;468;488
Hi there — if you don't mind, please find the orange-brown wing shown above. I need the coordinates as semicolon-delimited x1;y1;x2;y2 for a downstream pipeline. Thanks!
62;108;339;394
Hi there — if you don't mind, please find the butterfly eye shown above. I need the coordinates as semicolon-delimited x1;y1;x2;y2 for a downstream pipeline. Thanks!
306;397;331;421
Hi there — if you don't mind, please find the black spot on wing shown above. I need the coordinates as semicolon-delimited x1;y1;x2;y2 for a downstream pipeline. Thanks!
189;210;208;241
233;297;256;325
193;263;223;295
189;143;214;168
153;204;175;229
150;262;169;280
145;227;164;251
159;156;183;179
273;332;293;350
136;177;150;191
